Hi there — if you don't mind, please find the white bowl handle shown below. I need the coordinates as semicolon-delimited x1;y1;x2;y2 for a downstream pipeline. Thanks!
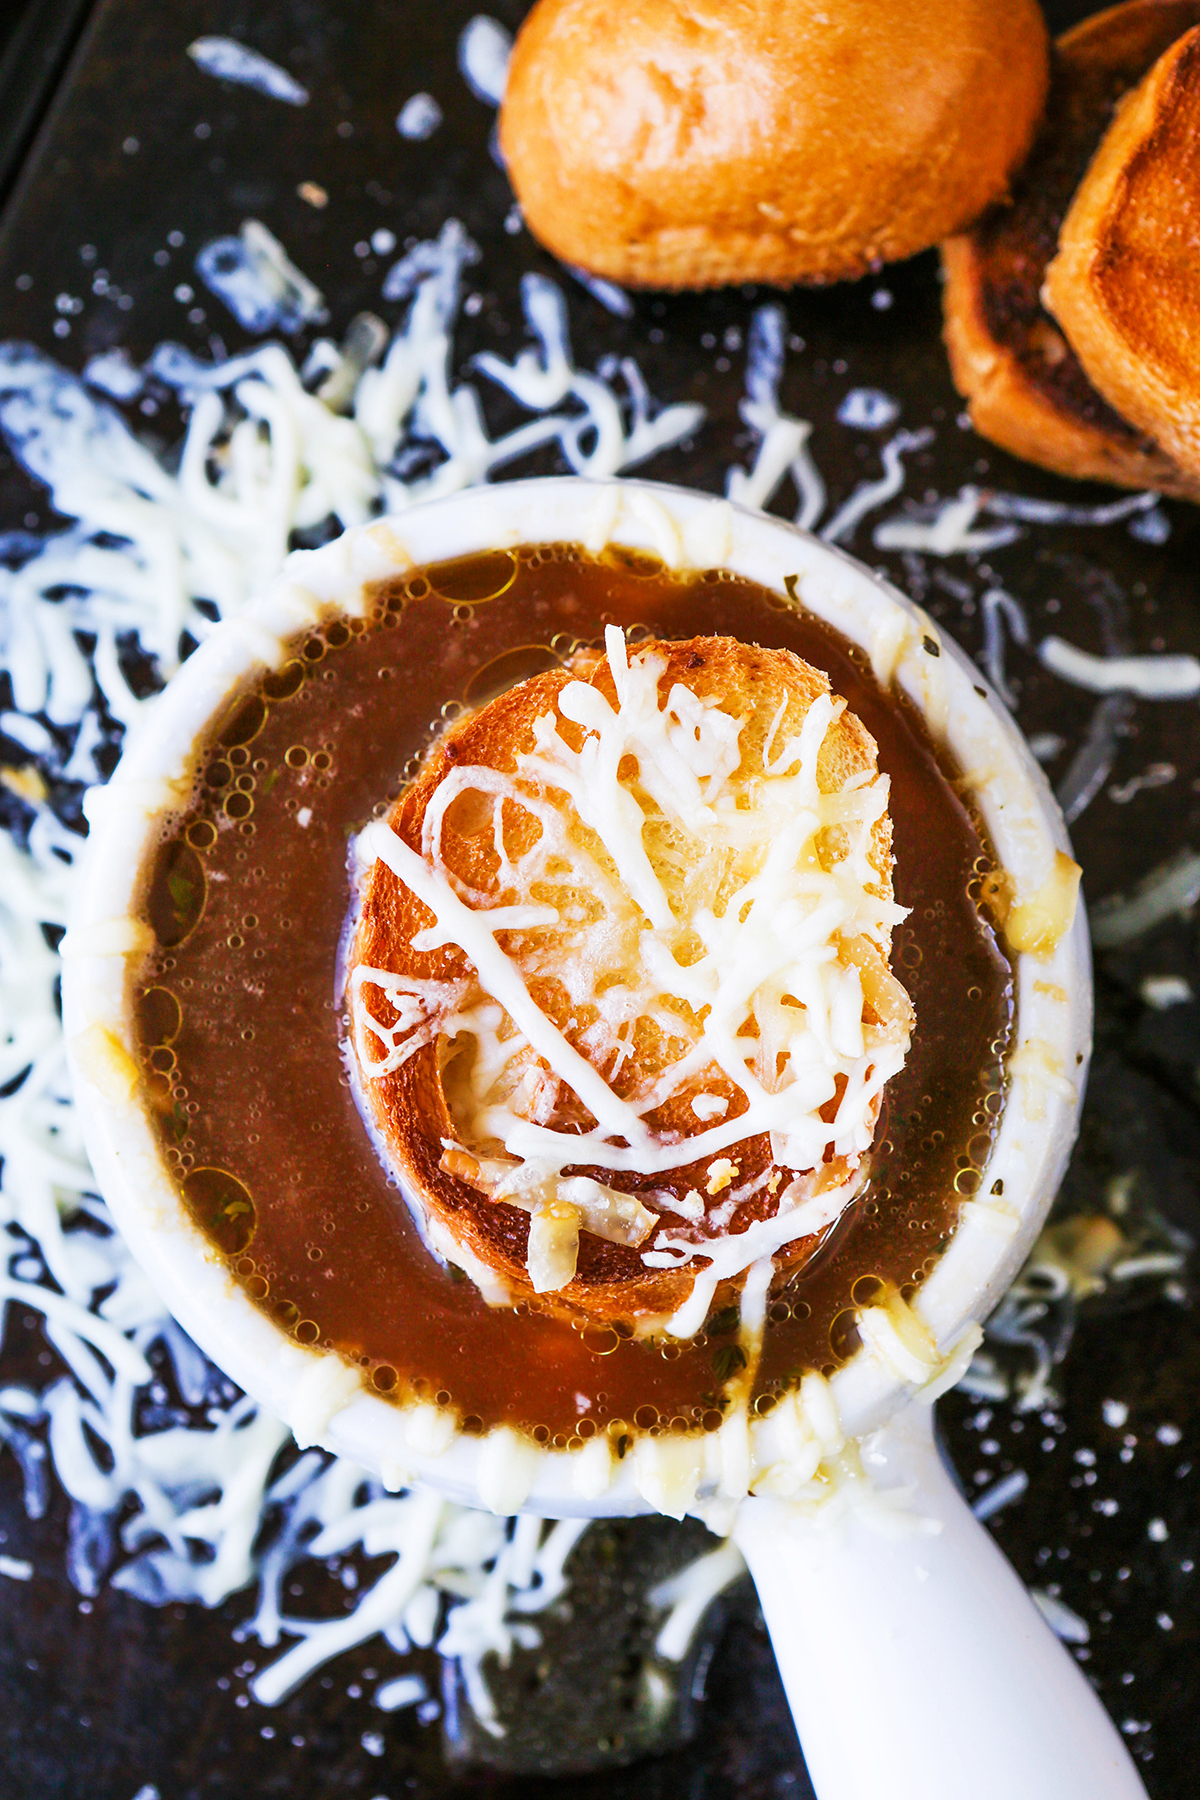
732;1404;1147;1800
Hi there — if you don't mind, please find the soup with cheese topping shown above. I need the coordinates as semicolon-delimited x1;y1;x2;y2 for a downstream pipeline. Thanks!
133;544;1013;1445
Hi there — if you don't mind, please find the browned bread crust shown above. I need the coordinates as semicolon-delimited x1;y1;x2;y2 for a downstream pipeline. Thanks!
1044;26;1200;483
942;0;1200;498
499;0;1050;291
349;636;900;1326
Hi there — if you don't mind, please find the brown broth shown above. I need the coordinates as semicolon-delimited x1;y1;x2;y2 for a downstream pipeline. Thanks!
133;545;1014;1443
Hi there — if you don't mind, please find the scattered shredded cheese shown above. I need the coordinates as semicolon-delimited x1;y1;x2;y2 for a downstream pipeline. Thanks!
1090;850;1200;950
873;486;1022;557
1039;637;1200;700
0;183;1160;1736
396;94;443;141
978;588;1030;710
457;15;511;106
0;220;726;1725
820;430;934;546
196;220;329;334
972;1468;1029;1522
186;38;311;106
648;1541;745;1659
1031;1588;1090;1644
726;307;825;529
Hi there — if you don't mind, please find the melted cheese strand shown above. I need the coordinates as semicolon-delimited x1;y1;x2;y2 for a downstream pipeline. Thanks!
656;1176;860;1340
359;818;654;1149
349;964;472;1078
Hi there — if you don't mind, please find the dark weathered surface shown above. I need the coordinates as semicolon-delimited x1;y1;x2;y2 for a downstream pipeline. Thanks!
0;0;1197;1795
440;1515;735;1777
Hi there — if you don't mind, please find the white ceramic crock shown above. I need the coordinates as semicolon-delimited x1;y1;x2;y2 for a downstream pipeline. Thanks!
61;474;1089;1508
62;477;1146;1800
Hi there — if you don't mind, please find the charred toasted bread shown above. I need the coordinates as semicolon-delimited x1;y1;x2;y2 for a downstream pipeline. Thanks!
1044;26;1200;484
500;0;1049;290
942;0;1200;498
347;632;912;1330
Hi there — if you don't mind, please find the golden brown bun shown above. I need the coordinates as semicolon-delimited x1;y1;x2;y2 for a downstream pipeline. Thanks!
499;0;1050;290
1044;26;1200;483
350;637;898;1325
942;0;1200;498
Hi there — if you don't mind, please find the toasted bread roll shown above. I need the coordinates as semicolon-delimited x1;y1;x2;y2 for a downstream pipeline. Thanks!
499;0;1049;290
348;632;912;1330
1044;25;1200;484
942;0;1200;498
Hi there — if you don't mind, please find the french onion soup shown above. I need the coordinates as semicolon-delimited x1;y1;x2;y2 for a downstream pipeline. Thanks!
132;545;1013;1446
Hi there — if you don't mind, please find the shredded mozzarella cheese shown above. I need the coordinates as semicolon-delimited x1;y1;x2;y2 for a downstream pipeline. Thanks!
187;38;311;106
726;306;825;529
873;486;1022;557
1039;636;1200;700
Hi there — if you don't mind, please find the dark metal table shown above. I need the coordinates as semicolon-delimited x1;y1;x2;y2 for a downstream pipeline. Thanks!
0;3;1196;1795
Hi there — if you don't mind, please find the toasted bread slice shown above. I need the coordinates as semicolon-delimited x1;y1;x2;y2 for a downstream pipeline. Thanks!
1044;26;1200;483
347;634;911;1329
942;0;1200;498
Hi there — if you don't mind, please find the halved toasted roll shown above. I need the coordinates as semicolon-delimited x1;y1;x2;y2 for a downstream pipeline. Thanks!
347;632;912;1330
1044;25;1200;485
942;0;1200;498
500;0;1049;290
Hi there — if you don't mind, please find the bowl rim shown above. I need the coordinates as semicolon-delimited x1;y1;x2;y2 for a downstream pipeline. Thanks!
61;474;1092;1518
